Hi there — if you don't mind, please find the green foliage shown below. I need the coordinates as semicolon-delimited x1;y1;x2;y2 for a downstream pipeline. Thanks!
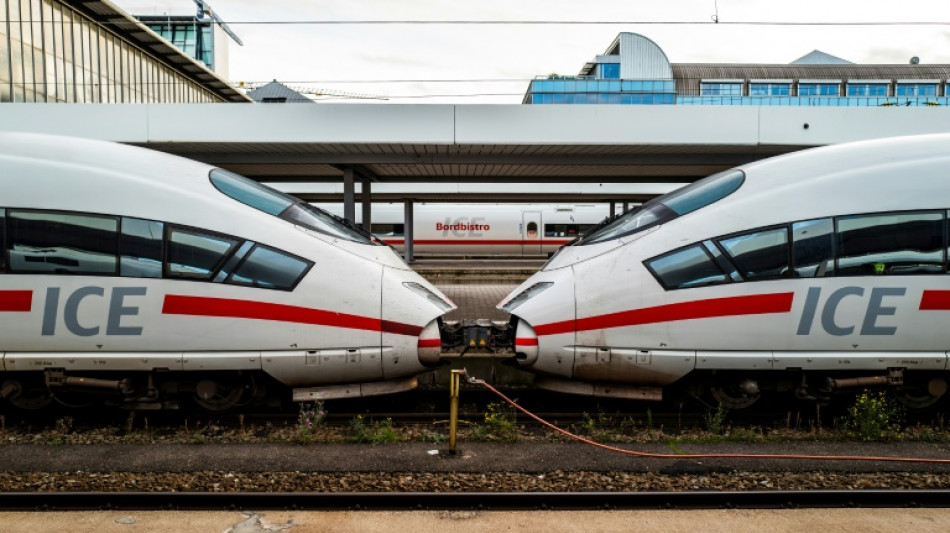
839;390;904;441
296;401;327;444
420;429;448;443
705;403;729;435
348;415;402;444
471;401;521;442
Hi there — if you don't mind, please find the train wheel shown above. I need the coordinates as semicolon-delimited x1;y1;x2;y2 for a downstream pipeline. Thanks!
193;376;250;413
1;377;53;410
709;378;761;410
896;376;948;411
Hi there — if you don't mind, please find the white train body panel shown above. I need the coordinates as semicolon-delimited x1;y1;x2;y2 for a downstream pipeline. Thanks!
318;203;610;257
0;133;455;402
501;134;950;400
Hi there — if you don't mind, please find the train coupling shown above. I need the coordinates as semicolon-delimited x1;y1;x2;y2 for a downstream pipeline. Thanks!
439;318;512;356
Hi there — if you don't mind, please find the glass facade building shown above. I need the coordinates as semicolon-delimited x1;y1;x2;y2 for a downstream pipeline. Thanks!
0;0;246;103
524;33;950;107
140;17;215;71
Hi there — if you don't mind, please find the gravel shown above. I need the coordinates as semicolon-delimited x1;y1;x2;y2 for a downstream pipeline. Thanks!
0;470;948;493
1;417;950;493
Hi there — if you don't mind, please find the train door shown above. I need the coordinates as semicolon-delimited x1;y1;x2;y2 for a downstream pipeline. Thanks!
522;211;542;256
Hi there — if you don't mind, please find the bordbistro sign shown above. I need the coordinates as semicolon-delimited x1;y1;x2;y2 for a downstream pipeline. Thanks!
437;217;491;237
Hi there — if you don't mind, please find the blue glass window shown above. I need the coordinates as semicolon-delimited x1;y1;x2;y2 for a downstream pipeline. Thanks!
701;83;742;96
847;83;888;97
799;83;838;96
749;83;790;96
600;63;620;79
896;84;937;96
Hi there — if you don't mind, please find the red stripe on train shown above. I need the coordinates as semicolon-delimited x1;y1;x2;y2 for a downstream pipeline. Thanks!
920;290;950;310
417;338;442;348
533;292;795;336
515;338;539;346
0;290;32;312
162;295;422;336
382;239;571;246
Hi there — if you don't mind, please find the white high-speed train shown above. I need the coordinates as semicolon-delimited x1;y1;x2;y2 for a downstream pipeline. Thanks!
0;133;455;411
316;203;610;257
500;134;950;410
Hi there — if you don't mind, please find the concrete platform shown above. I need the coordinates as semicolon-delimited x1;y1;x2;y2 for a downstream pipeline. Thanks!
434;284;517;322
3;508;949;533
413;258;543;285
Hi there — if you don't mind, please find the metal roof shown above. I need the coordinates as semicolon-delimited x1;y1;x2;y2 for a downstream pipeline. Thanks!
5;103;950;203
246;82;315;103
64;0;251;103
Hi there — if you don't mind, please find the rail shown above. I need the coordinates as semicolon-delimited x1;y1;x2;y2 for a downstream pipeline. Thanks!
1;490;948;511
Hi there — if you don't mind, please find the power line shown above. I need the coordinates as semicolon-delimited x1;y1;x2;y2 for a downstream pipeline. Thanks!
6;19;950;26
193;20;950;26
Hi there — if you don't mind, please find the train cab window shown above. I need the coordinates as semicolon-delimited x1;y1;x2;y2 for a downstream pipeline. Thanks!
7;210;118;275
717;227;789;280
579;170;744;245
792;218;835;278
210;169;376;245
166;227;239;280
226;245;313;291
119;218;164;278
837;211;944;276
645;244;730;290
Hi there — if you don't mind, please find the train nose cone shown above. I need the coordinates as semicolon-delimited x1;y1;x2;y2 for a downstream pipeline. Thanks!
382;267;456;377
417;319;443;367
513;321;539;366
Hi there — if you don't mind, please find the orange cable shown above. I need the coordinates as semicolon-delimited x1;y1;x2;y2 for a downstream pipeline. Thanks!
468;374;950;464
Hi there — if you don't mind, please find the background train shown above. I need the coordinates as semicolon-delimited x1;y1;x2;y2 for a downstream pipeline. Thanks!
314;203;612;257
0;133;455;412
501;134;950;411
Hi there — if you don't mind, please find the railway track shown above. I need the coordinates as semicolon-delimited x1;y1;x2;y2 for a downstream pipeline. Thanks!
2;490;949;511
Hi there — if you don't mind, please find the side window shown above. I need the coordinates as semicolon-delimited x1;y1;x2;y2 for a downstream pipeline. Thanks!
717;227;789;280
646;244;729;290
7;210;118;275
544;224;588;238
227;245;313;291
526;222;538;238
371;223;404;237
792;218;835;278
166;227;239;280
837;211;944;275
120;218;164;278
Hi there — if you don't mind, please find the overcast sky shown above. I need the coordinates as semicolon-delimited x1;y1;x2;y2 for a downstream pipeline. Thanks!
114;0;950;103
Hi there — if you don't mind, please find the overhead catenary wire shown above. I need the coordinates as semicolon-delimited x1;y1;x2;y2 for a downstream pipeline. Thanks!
134;20;950;26
5;19;950;26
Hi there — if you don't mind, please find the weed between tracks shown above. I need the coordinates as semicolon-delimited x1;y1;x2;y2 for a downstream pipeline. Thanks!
1;389;948;446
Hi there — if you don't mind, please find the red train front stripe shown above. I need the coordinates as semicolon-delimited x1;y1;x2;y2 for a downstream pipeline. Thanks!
417;338;442;348
162;295;422;336
0;290;32;312
533;292;795;336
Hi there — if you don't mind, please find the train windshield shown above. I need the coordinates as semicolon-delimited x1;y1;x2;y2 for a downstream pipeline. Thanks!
577;169;745;245
210;169;377;244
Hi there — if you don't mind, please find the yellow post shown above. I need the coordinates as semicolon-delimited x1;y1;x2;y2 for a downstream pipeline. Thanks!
449;369;462;454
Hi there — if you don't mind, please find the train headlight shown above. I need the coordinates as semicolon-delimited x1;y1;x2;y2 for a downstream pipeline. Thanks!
500;282;554;312
403;282;455;312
